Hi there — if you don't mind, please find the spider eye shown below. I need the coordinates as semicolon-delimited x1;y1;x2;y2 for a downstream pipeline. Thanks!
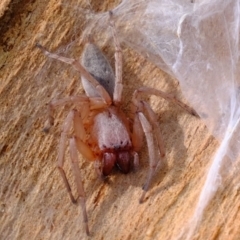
116;151;131;174
102;152;116;176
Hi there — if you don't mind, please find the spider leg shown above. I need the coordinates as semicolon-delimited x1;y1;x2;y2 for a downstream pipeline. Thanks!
132;93;165;202
43;95;88;132
36;43;112;105
73;109;95;161
69;137;89;236
57;110;76;204
43;95;109;132
131;114;143;172
137;112;158;203
109;11;123;105
134;86;199;117
132;86;198;203
132;112;144;152
141;101;166;158
57;108;95;235
57;109;94;202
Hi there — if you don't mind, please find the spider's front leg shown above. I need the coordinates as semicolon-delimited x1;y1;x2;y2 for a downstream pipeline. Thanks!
132;97;164;203
58;107;96;236
132;86;198;203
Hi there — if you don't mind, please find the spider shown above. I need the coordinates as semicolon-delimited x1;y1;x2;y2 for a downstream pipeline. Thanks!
36;12;197;236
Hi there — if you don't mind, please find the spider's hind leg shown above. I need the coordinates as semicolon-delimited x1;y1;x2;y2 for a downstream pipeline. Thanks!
109;11;123;105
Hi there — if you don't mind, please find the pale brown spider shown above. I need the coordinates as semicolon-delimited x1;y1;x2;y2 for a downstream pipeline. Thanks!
36;12;197;235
